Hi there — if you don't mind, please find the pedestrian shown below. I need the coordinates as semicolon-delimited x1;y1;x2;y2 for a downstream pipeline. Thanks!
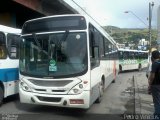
148;50;160;118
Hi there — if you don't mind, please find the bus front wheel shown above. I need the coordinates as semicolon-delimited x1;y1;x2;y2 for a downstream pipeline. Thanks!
95;81;104;103
0;86;4;106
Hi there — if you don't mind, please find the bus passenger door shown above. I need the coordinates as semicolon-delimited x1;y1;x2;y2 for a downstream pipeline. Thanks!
89;26;101;104
90;46;101;104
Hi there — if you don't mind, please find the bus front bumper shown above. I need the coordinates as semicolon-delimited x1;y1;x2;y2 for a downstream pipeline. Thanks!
19;88;90;109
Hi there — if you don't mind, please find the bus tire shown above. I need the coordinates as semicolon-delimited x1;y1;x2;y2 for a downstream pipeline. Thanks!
95;81;104;103
119;65;122;73
138;64;142;71
0;86;4;106
112;79;115;83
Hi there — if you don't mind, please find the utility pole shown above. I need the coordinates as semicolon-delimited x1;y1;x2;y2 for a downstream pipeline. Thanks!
149;2;154;53
157;5;160;51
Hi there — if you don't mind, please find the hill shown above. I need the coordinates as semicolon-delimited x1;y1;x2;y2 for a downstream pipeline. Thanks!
103;26;157;49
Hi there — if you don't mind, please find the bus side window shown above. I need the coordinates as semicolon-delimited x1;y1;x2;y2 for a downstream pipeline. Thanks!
119;51;123;59
7;34;21;59
129;51;134;59
123;51;128;59
89;24;100;68
0;32;7;59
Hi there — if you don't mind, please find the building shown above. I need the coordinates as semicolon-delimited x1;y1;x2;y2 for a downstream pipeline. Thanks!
139;39;149;46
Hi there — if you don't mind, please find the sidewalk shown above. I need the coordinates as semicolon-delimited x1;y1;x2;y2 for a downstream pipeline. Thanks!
134;71;154;114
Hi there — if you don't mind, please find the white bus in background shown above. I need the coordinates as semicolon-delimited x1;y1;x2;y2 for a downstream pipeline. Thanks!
118;49;148;72
0;25;21;105
19;14;119;109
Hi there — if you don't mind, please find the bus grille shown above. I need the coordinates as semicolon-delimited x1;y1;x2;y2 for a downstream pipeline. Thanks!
28;79;73;87
37;96;61;102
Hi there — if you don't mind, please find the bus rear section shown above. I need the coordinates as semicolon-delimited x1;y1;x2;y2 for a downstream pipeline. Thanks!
0;25;21;105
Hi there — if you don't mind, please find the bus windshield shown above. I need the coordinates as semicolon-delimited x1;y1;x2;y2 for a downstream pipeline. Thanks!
20;32;88;78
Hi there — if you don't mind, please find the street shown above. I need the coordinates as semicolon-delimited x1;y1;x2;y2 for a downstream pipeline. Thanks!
0;70;150;120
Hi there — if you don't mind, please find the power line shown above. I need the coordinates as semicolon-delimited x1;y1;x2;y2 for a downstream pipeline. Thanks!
71;0;117;44
71;0;103;27
124;11;148;27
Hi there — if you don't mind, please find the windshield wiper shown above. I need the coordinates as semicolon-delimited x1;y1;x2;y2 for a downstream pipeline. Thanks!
32;33;48;56
55;30;69;49
61;30;69;42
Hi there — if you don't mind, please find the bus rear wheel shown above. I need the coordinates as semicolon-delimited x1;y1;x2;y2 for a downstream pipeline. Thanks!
0;86;4;106
119;65;122;73
138;64;142;71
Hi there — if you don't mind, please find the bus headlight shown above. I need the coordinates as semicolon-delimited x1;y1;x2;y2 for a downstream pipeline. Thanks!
20;81;32;92
73;88;79;93
79;84;83;89
68;83;84;94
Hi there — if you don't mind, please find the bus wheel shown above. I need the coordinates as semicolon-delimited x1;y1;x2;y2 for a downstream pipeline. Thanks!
119;65;122;73
112;79;115;83
0;86;4;106
138;64;142;71
95;81;104;103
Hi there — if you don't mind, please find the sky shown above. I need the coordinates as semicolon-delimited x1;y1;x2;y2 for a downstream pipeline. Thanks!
67;0;160;28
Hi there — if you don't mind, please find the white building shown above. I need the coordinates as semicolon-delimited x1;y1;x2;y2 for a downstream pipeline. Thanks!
139;39;149;46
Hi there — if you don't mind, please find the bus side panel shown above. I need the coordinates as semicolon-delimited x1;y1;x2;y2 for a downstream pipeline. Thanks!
102;59;118;88
112;60;119;80
4;81;19;97
0;68;19;97
0;58;19;97
116;60;119;76
105;60;114;88
140;59;148;68
90;66;101;104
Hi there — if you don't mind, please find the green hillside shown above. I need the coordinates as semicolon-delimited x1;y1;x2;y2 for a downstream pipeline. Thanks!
103;26;157;49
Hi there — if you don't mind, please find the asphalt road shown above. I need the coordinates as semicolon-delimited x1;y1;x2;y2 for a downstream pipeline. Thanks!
0;70;142;120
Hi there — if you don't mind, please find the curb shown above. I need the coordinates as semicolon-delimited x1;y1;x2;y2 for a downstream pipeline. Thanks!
133;75;141;114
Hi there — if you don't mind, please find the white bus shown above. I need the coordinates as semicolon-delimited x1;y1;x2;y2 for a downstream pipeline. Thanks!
19;14;119;109
0;25;21;105
118;49;148;72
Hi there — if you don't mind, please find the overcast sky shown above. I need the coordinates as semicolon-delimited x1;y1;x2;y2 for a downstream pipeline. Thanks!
69;0;160;28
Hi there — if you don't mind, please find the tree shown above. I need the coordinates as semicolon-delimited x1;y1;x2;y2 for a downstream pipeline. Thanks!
104;26;157;50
